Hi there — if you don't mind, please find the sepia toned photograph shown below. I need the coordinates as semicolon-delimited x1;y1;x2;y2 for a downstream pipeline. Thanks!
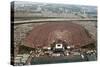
11;1;97;66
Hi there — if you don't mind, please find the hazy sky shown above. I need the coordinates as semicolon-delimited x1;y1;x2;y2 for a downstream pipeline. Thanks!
13;0;98;6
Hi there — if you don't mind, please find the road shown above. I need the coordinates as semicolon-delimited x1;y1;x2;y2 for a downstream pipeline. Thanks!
13;18;97;24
